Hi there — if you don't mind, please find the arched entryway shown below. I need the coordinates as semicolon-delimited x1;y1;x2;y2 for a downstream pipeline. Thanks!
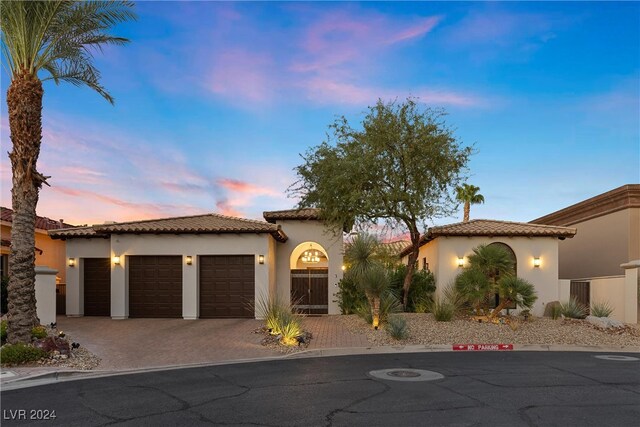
290;242;329;314
487;242;517;309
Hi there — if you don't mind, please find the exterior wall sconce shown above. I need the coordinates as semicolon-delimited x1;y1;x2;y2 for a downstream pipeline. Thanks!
457;257;465;268
258;255;265;264
341;265;346;271
112;256;121;265
186;256;193;265
533;257;541;268
68;258;76;267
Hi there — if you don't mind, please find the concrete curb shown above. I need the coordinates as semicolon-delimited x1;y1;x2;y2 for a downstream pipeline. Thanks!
2;344;639;391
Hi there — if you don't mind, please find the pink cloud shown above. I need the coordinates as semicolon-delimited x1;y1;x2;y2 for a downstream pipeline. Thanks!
302;77;480;107
217;178;280;197
215;200;245;218
206;50;275;103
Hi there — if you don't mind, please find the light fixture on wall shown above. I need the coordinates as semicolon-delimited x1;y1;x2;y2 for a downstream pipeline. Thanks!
341;265;346;271
457;257;465;268
533;257;541;268
112;256;121;265
302;244;320;263
68;258;76;267
258;255;265;264
186;256;193;265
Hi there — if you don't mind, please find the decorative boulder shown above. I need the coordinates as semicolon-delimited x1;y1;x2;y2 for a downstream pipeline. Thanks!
543;301;561;317
585;315;624;329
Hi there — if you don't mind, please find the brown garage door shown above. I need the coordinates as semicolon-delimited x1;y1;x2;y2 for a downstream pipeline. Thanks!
129;256;182;318
84;258;111;316
200;255;254;318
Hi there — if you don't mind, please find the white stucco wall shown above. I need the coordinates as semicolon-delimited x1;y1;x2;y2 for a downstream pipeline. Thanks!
65;238;111;316
35;266;58;325
272;220;343;314
417;236;561;316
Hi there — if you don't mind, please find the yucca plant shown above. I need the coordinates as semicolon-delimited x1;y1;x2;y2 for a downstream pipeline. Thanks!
255;294;289;335
590;301;613;318
386;315;409;340
560;298;588;319
277;313;303;347
1;1;136;344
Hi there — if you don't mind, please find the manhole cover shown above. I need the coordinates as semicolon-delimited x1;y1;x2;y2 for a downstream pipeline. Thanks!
594;355;639;362
387;370;421;378
368;368;444;382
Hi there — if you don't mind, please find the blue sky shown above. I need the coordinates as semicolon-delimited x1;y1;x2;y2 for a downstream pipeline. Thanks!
1;1;638;231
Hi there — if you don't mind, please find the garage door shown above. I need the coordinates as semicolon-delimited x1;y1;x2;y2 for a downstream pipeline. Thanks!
84;258;111;316
200;255;255;318
129;256;182;318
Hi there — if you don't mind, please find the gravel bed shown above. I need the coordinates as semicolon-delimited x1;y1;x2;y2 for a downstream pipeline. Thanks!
339;313;640;349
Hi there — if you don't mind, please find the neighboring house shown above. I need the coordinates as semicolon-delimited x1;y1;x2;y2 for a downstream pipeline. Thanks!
49;209;343;319
399;220;576;317
1;206;73;283
531;184;640;279
531;184;639;323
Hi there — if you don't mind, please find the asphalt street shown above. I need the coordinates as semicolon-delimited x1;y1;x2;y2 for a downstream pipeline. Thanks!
2;351;639;426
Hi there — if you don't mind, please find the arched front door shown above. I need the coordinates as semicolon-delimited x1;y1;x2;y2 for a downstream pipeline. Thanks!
290;242;329;315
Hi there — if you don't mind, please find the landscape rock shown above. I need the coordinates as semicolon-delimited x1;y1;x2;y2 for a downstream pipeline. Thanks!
543;301;561;317
586;315;624;329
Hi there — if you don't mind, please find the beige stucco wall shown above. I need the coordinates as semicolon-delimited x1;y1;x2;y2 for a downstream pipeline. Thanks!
590;276;626;322
272;220;343;314
417;236;560;316
558;208;636;279
1;224;67;283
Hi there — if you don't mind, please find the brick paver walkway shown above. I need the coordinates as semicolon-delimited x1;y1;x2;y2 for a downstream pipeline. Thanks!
304;315;369;349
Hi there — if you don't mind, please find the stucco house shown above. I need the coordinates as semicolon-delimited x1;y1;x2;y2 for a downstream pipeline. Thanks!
49;209;344;319
399;220;577;317
531;184;639;323
1;206;72;283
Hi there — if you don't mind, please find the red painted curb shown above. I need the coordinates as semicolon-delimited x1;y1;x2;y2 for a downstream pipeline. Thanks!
452;344;513;351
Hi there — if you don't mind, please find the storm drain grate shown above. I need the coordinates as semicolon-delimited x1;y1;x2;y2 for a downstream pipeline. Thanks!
594;355;639;362
368;368;444;382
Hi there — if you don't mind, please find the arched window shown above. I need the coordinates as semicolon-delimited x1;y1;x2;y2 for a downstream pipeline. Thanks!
487;242;517;309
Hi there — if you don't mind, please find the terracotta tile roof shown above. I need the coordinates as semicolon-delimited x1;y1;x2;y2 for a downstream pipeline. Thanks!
50;213;288;242
1;206;74;230
48;226;107;239
382;240;411;255
263;208;321;223
399;219;576;257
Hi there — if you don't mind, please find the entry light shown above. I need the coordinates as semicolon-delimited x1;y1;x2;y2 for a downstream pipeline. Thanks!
112;256;120;265
258;255;265;264
457;257;465;268
186;256;193;265
68;258;76;267
533;257;541;268
341;265;346;271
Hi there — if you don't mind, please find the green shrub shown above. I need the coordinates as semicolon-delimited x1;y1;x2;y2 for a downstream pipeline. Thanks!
412;295;431;314
590;301;613;318
335;275;367;315
385;315;409;340
431;299;456;322
1;343;47;365
1;276;7;314
1;320;6;345
389;265;436;312
277;312;303;346
255;294;292;335
31;325;48;339
560;298;588;319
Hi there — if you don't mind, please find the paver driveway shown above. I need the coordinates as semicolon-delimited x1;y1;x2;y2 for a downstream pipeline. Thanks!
56;315;368;370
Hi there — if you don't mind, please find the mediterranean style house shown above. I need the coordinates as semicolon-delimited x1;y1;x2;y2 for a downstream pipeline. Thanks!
49;209;344;319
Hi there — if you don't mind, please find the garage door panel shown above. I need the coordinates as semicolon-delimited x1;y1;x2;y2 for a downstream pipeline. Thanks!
129;256;182;318
200;255;254;318
84;258;111;316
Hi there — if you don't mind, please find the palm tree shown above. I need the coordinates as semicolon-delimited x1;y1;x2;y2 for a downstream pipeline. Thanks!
455;184;485;222
491;276;537;318
344;233;389;329
455;244;516;315
1;1;136;344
